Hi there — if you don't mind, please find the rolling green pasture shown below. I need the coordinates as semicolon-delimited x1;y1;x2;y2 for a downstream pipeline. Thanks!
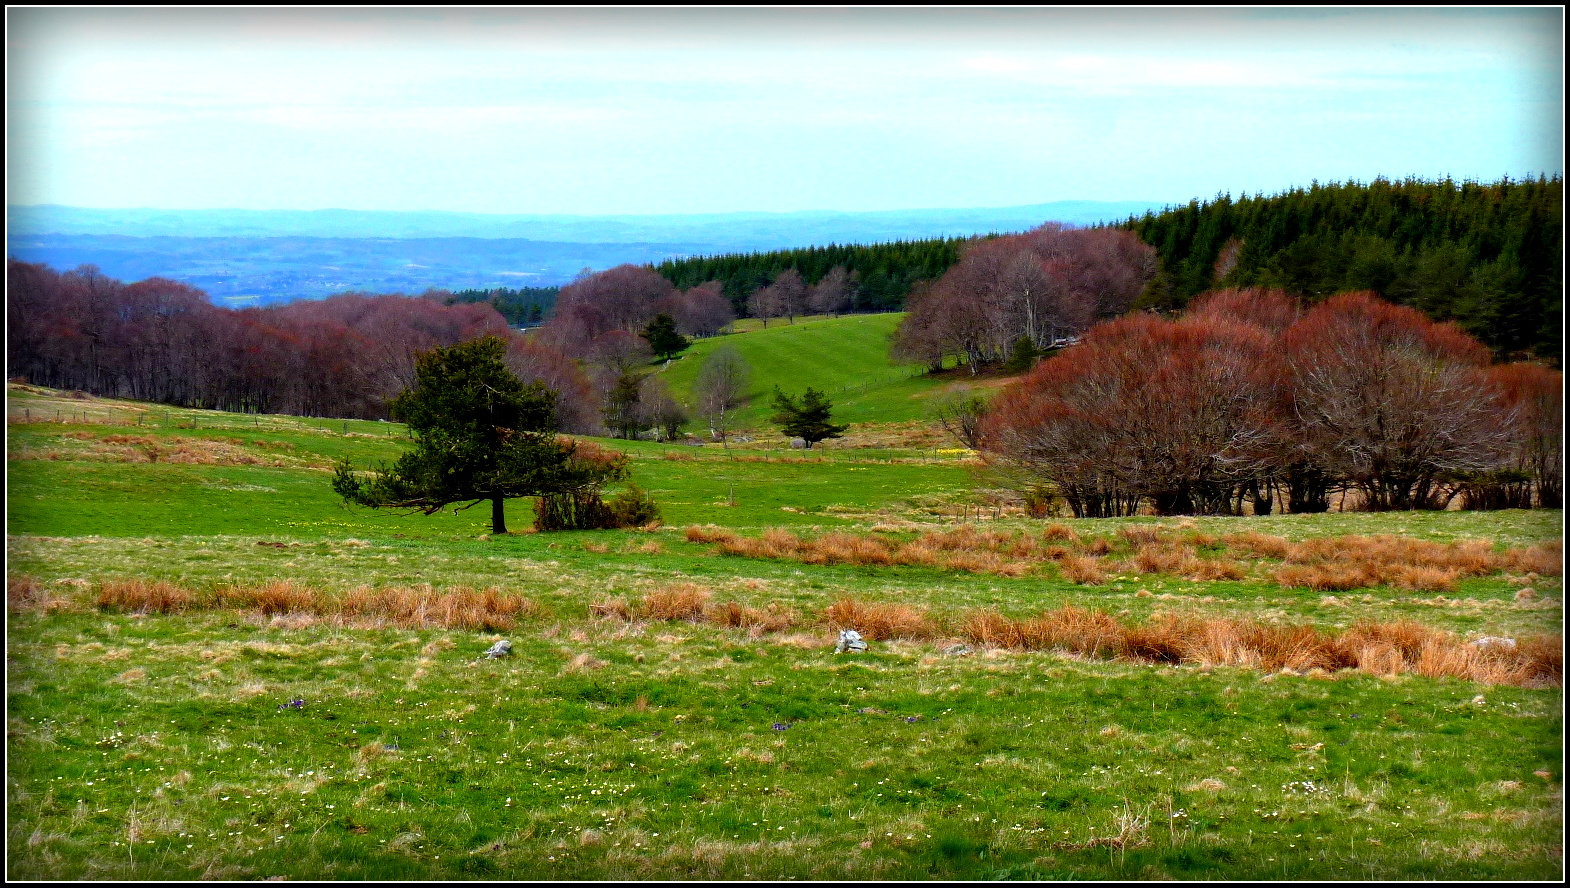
659;313;958;428
6;386;1563;880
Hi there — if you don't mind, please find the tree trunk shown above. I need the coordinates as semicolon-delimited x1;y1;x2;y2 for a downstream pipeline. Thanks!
491;497;507;534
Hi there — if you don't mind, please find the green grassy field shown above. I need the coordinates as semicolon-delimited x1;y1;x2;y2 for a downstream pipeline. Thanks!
5;383;1563;880
659;313;965;430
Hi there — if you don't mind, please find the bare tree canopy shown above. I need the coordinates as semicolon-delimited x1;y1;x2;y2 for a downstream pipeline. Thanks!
893;224;1157;374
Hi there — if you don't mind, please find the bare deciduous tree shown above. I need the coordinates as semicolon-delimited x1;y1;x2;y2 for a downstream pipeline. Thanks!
694;345;751;446
809;266;856;317
1282;292;1511;511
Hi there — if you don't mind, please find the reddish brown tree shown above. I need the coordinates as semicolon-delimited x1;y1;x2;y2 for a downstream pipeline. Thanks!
808;266;857;317
769;269;808;324
892;223;1156;373
1484;361;1564;508
747;280;783;329
504;335;601;435
983;312;1278;517
538;264;677;356
1280;291;1510;511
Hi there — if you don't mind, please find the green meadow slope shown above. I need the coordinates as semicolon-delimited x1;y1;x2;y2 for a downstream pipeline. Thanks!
659;313;954;430
4;384;1563;882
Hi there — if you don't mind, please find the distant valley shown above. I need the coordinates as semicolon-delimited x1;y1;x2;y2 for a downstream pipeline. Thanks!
6;201;1163;304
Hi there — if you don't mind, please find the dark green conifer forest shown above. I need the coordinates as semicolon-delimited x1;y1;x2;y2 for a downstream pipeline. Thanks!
1123;176;1562;363
654;237;973;314
447;286;559;327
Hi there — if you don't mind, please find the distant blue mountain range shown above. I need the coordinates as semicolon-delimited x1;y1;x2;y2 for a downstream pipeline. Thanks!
6;200;1166;305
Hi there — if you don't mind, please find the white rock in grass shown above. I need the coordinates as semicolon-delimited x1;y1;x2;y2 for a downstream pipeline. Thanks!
835;629;868;653
481;640;513;659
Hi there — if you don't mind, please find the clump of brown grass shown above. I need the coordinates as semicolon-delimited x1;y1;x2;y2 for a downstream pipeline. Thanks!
684;525;739;545
589;597;633;621
1504;541;1563;577
1237;623;1353;672
1121;617;1195;664
1222;530;1293;559
1041;523;1080;543
942;604;1559;686
244;580;318;616
96;579;195;614
703;600;797;634
1084;537;1114;556
959;605;1126;656
1057;554;1107;585
1119;526;1167;548
7;575;76;613
1272;562;1378;592
337;584;530;631
1384;565;1461;593
1131;543;1196;576
807;532;896;566
959;609;1022;647
640;584;712;622
823;598;936;641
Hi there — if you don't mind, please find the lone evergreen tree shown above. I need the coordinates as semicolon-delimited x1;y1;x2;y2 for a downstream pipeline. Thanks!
640;313;690;361
1003;336;1041;374
332;336;624;534
771;386;849;448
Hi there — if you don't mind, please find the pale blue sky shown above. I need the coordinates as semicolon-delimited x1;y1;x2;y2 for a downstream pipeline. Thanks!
6;7;1563;215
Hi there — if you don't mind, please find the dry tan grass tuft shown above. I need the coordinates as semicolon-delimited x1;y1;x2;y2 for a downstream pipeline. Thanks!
1272;562;1377;592
703;600;797;634
7;575;80;613
335;584;530;631
1504;541;1563;577
1041;523;1080;543
640;584;712;622
1057;554;1107;586
96;579;195;614
246;580;317;616
823;598;936;641
1119;526;1167;548
684;525;739;545
589;598;633;622
1222;530;1294;560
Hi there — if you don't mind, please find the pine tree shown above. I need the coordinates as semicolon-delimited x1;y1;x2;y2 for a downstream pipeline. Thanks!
331;336;625;533
771;386;849;448
640;313;690;360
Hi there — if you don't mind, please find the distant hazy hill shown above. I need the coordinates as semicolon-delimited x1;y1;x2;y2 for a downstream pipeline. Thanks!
9;202;1165;245
5;200;1164;302
3;234;709;306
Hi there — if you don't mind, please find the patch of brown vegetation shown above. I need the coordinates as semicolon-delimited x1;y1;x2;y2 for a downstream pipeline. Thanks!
687;522;1556;592
86;578;534;631
823;598;935;641
949;606;1560;687
25;432;315;467
95;579;195;614
640;584;712;622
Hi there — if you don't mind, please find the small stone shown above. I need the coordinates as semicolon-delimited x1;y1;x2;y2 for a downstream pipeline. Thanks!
943;644;973;657
481;640;513;659
835;629;868;654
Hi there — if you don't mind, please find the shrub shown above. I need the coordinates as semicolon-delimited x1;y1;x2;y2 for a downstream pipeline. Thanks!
606;483;661;528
